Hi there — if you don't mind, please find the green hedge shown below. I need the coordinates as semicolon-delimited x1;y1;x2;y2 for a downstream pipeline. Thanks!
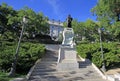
0;72;10;81
77;42;120;69
0;41;45;74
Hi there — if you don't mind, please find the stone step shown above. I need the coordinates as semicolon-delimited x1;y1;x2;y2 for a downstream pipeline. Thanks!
35;63;57;67
32;69;98;74
62;76;105;81
35;63;92;69
30;71;101;77
28;78;107;81
43;55;58;58
34;64;57;69
28;78;60;81
79;63;91;65
36;62;92;68
32;69;57;73
41;58;58;61
31;69;100;76
79;62;91;64
36;61;57;64
67;78;108;81
29;74;104;81
34;66;56;69
79;65;92;68
34;66;56;70
33;66;96;72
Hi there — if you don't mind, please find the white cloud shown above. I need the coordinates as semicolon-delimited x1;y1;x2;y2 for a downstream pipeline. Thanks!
47;0;60;15
46;0;65;20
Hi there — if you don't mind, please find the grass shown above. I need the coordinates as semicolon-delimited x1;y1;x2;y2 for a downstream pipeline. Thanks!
0;71;26;81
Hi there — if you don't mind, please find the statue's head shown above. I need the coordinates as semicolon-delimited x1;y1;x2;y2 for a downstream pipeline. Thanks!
68;14;71;17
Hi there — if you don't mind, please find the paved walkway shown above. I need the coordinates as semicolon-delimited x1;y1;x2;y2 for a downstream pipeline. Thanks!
27;44;108;81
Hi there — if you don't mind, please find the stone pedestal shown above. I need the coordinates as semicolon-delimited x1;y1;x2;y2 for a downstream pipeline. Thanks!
58;46;76;62
57;46;79;71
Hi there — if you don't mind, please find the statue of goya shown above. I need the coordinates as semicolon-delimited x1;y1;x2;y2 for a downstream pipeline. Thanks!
66;14;73;28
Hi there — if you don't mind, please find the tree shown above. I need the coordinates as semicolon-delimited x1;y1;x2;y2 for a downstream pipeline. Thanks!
7;6;49;40
0;3;9;27
72;19;100;42
84;19;99;42
0;3;18;41
91;0;120;42
111;22;120;41
72;19;85;41
91;0;120;23
35;12;49;35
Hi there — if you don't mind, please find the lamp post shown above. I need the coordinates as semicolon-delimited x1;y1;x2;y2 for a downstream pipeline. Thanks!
9;16;28;76
114;2;120;21
98;28;106;72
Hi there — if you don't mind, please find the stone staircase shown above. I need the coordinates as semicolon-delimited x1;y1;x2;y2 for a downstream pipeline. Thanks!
106;73;120;81
27;45;108;81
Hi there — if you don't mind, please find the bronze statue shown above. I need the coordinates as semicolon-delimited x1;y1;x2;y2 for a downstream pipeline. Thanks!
66;14;73;28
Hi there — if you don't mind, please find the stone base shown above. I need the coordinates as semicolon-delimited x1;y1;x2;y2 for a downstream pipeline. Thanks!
57;62;79;71
57;45;79;71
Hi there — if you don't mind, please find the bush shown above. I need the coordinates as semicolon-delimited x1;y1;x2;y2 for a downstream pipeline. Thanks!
77;42;120;69
0;78;8;81
0;41;45;74
77;43;99;59
77;40;90;44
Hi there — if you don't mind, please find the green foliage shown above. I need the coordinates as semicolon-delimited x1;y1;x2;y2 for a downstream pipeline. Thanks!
0;3;49;41
0;71;10;81
72;18;120;43
91;0;120;33
77;43;99;59
0;41;45;74
77;43;120;69
91;0;120;42
0;71;25;81
111;22;120;41
72;19;100;42
91;0;120;22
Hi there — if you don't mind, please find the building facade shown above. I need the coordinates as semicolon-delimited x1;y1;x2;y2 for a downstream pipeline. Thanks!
48;20;64;41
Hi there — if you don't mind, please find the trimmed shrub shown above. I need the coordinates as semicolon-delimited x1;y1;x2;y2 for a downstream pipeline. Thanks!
0;41;45;74
77;42;120;69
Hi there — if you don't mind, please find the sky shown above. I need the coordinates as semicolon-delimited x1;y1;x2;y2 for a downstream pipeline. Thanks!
0;0;98;22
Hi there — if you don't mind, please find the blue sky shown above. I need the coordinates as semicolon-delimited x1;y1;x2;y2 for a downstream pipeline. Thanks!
0;0;97;22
